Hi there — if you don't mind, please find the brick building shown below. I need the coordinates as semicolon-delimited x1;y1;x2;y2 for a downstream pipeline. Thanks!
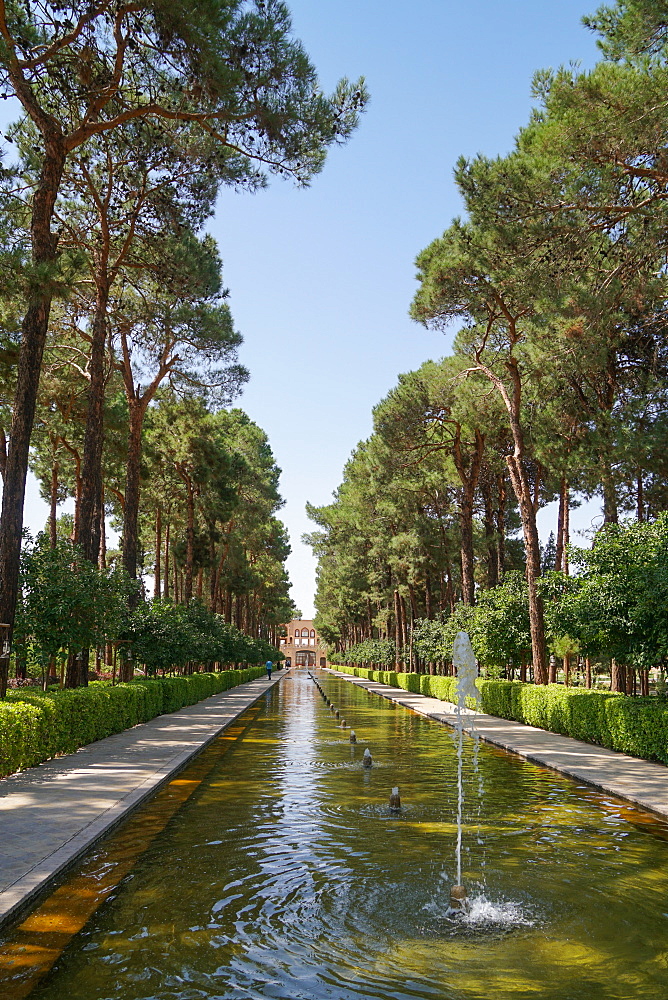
280;619;328;668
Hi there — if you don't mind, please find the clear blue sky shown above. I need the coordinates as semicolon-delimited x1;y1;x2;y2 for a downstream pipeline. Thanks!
22;1;604;616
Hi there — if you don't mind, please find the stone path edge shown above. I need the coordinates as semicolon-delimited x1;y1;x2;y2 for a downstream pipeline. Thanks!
324;668;668;822
0;672;284;933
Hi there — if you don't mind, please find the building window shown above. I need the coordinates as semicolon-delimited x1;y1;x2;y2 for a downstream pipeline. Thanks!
310;629;315;637
301;629;308;637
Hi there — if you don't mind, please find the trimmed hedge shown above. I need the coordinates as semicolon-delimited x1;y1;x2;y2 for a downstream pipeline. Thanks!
0;667;265;779
331;666;668;765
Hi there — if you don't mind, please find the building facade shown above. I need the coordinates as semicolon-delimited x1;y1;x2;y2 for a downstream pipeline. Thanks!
280;619;328;668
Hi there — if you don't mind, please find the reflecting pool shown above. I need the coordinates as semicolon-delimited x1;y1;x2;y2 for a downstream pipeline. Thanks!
2;670;668;1000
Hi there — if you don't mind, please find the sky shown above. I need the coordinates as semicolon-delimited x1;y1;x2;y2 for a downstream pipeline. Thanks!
22;0;605;618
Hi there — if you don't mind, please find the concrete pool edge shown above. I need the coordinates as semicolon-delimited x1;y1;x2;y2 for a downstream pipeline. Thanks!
0;671;286;933
324;668;668;821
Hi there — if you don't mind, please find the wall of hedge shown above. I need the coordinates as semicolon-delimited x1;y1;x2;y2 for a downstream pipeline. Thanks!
331;666;668;765
0;667;265;779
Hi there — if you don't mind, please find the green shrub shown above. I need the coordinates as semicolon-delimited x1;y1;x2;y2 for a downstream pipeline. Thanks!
329;665;668;765
0;667;265;779
395;673;421;694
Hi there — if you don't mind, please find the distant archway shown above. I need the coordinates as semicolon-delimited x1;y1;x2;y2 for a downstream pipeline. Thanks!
295;650;315;667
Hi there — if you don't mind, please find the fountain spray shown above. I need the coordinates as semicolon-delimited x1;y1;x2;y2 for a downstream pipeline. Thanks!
450;630;479;911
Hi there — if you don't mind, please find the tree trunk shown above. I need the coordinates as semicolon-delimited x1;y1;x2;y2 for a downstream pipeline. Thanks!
506;453;548;684
555;475;566;572
425;574;433;619
453;428;484;605
481;474;498;588
393;589;401;667
99;493;107;570
601;458;619;525
626;666;635;696
154;508;162;600
185;496;195;603
78;282;109;565
496;472;506;580
459;488;476;605
119;654;134;684
49;458;59;549
122;400;145;588
163;521;170;600
585;657;592;689
0;143;66;696
611;658;626;693
562;486;570;575
64;651;80;688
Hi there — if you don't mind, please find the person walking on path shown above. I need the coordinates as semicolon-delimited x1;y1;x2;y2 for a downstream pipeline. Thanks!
265;660;273;679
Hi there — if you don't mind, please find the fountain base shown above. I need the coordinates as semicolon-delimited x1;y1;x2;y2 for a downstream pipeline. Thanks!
449;885;468;912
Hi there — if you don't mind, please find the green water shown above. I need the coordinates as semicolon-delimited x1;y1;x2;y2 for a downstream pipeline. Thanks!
9;671;668;999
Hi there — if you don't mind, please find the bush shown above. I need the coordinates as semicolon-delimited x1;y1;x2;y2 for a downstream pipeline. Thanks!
329;665;668;764
395;673;421;694
0;667;265;778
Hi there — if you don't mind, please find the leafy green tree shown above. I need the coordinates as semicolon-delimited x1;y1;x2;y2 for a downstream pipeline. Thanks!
13;533;130;687
411;218;554;682
0;0;367;691
551;516;668;686
113;238;246;584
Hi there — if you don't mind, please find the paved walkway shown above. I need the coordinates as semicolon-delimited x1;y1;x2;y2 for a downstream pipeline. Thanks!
0;672;283;931
325;669;668;820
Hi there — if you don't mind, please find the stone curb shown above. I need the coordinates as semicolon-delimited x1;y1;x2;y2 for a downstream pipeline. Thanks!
0;671;285;932
324;669;668;821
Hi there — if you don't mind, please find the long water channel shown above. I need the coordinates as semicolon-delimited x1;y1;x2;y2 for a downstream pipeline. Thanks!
2;670;668;999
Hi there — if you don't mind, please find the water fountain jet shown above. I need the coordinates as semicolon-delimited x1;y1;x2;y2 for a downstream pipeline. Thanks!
452;631;480;894
363;748;373;768
350;730;357;743
389;787;401;812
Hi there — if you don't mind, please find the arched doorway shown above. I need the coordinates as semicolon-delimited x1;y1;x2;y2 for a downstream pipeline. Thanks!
295;650;315;667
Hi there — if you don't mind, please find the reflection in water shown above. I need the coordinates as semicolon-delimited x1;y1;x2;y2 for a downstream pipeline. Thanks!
2;670;668;1000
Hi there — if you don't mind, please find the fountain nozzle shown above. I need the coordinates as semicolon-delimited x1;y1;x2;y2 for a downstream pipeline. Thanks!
389;787;401;811
363;748;373;768
449;885;468;912
350;730;357;743
340;718;347;728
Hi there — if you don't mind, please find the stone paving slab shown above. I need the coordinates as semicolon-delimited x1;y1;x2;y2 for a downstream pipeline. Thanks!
0;672;284;931
325;669;668;820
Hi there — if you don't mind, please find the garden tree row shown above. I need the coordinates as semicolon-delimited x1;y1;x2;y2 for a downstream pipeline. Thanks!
332;515;668;696
308;326;668;681
0;0;367;695
309;0;668;682
13;532;283;689
25;385;298;682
